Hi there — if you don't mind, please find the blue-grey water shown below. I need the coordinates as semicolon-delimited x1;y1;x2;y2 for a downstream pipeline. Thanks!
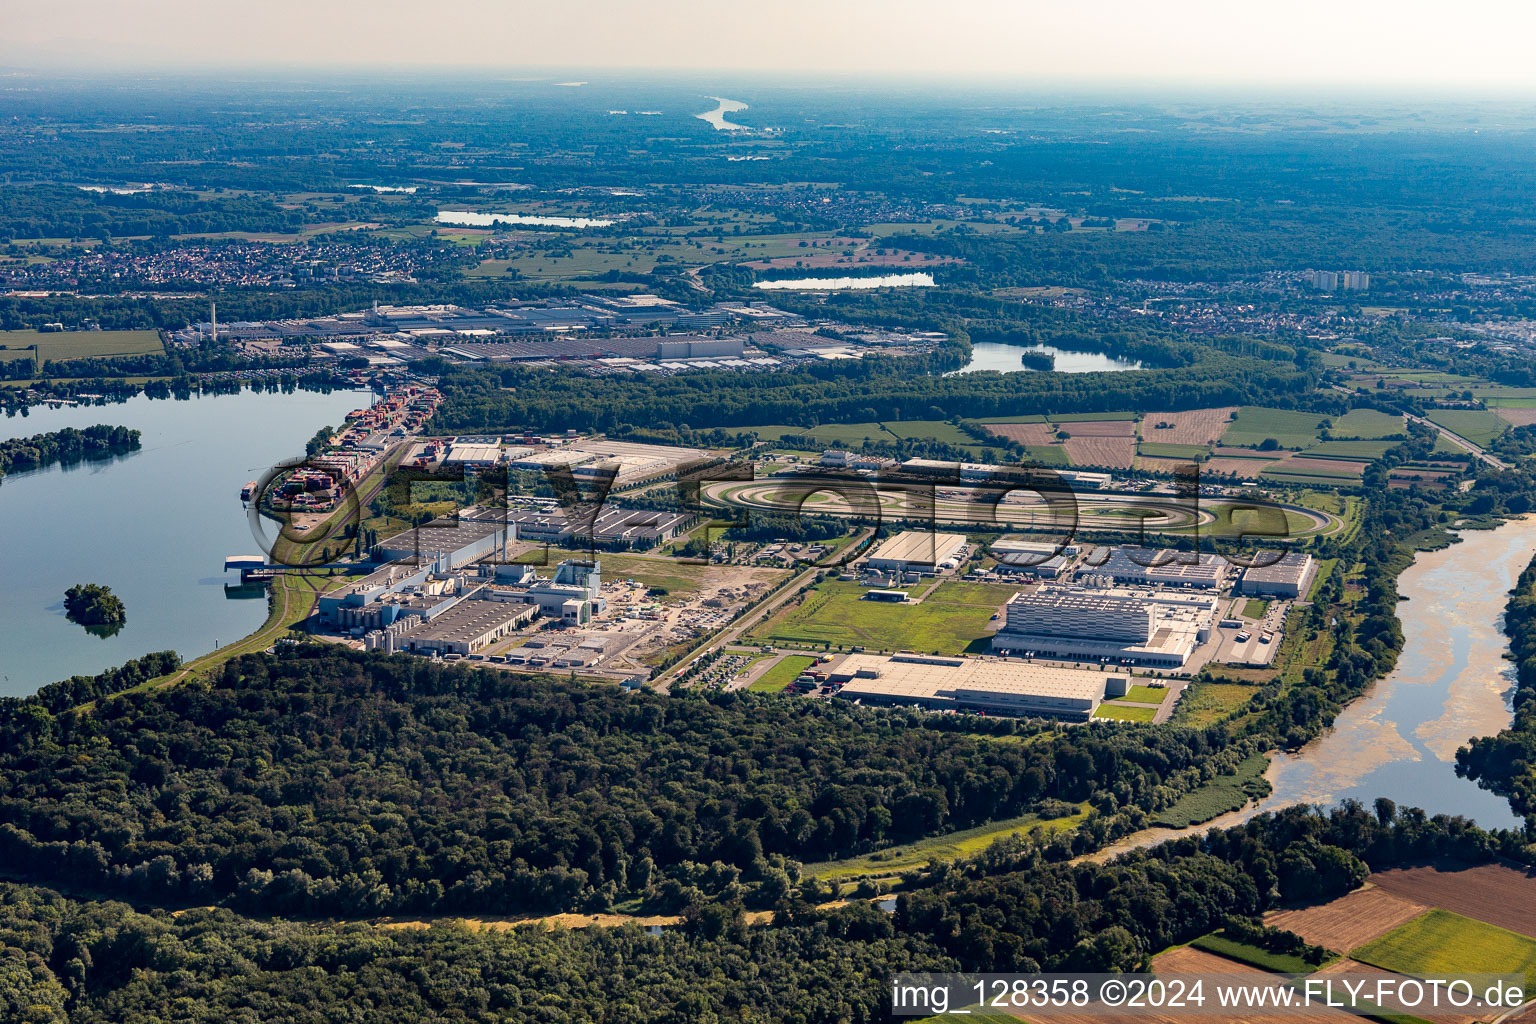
952;340;1143;374
0;388;367;696
1087;518;1534;860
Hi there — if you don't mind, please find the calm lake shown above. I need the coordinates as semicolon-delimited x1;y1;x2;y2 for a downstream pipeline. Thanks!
696;96;749;131
435;211;614;229
0;388;366;697
951;340;1144;374
752;273;935;291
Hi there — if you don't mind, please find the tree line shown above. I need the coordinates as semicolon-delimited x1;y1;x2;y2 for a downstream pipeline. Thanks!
0;425;139;486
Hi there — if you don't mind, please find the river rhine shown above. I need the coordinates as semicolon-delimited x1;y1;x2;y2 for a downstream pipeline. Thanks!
0;388;366;697
1088;516;1536;859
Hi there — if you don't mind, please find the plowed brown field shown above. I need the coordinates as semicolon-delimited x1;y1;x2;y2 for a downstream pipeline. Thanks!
1265;886;1426;951
1063;436;1135;468
984;422;1056;445
1141;407;1238;445
1369;862;1536;939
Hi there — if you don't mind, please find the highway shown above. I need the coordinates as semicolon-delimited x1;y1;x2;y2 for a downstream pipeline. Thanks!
1406;413;1510;470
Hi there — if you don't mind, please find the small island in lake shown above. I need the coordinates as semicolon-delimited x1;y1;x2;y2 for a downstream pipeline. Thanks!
64;583;127;635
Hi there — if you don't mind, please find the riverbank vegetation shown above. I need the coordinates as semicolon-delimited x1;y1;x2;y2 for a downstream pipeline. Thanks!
0;424;139;486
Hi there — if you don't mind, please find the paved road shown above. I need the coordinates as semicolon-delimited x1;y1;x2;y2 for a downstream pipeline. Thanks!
1405;413;1510;470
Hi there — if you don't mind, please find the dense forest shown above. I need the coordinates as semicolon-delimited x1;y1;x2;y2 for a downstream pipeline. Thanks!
425;355;1314;435
0;425;139;485
0;646;1263;918
0;803;1521;1024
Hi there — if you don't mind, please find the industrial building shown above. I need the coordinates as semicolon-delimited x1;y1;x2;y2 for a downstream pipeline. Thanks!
990;537;1080;578
830;653;1127;721
505;506;690;548
1091;547;1229;589
369;514;511;571
522;559;606;624
319;563;439;629
866;530;968;574
990;581;1219;669
655;337;745;359
821;450;893;471
354;557;608;650
389;596;538;656
896;460;1112;490
507;439;707;486
1234;552;1317;598
443;440;535;467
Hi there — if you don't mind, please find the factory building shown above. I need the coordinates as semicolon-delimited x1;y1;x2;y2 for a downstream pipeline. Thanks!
319;563;437;629
510;449;596;472
525;559;606;624
571;454;672;486
896;460;1111;490
443;440;537;467
990;581;1219;669
821;450;893;471
1001;588;1155;645
866;530;968;574
990;537;1081;578
1092;547;1229;589
390;594;539;656
830;653;1126;721
655;337;744;359
370;514;511;572
506;506;689;548
1234;552;1317;599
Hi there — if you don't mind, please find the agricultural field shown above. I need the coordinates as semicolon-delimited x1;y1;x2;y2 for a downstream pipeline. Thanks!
1426;409;1510;448
1062;435;1135;469
748;654;818;693
1021;444;1071;466
745;579;1014;654
1136;442;1210;459
1368;863;1536;939
1352;909;1536;982
1221;407;1330;450
1266;887;1427;953
982;421;1057;446
0;328;164;363
1260;457;1368;484
1304;439;1397;459
1058;418;1136;468
1492;406;1536;427
1329;408;1407;439
1188;932;1320;974
1140;407;1237;445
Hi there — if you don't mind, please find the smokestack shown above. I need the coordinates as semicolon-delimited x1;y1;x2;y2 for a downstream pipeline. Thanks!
210;299;217;344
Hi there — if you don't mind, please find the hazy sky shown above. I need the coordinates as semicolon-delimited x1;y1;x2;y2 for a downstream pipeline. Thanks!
6;0;1536;91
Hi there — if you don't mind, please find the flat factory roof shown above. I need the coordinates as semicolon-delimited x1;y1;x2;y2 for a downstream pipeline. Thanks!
1238;551;1314;586
400;599;530;644
832;653;1118;707
868;530;967;566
